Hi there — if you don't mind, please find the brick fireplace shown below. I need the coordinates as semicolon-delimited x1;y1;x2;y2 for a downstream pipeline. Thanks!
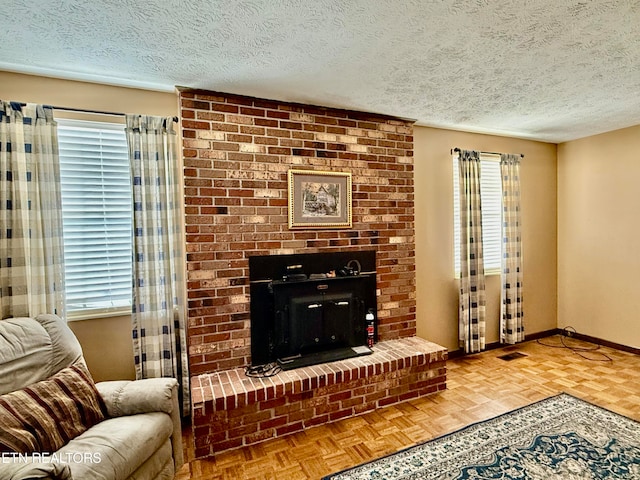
179;89;446;457
181;89;417;376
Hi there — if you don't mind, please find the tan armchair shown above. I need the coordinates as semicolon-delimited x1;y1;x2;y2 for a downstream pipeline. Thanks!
0;314;183;480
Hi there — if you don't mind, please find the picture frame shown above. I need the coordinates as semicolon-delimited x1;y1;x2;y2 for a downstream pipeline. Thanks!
287;169;352;229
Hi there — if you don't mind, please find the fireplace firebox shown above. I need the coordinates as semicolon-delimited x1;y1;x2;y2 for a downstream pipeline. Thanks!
249;251;377;370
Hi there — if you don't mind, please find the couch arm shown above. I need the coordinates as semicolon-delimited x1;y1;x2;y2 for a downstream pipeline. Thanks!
96;378;177;417
0;459;72;480
95;378;184;471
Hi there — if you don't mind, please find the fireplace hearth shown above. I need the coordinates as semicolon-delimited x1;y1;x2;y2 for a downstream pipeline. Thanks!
249;251;377;369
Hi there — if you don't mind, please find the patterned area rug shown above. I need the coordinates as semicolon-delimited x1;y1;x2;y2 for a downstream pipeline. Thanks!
324;393;640;479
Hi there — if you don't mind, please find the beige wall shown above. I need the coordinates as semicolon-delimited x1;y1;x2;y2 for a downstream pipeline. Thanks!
558;125;640;349
64;315;136;382
414;127;558;352
17;70;637;373
1;71;179;381
0;71;177;117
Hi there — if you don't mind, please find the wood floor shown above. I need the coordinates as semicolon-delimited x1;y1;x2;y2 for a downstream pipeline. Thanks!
176;335;640;480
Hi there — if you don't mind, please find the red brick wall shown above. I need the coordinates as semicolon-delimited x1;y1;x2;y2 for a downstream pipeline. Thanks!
179;89;415;376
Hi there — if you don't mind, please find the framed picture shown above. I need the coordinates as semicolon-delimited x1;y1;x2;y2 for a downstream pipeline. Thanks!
288;169;352;229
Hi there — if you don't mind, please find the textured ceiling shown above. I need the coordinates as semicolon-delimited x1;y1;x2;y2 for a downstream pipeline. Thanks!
1;0;639;143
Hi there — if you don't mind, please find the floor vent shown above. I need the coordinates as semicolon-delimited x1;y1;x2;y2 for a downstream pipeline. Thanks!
498;351;528;361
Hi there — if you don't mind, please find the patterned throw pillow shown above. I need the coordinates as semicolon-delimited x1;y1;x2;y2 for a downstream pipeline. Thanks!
0;364;107;453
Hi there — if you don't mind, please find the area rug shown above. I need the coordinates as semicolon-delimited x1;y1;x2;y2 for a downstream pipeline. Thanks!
324;393;640;479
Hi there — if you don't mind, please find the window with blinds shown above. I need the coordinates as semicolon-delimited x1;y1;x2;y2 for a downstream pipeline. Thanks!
57;119;132;317
453;154;502;276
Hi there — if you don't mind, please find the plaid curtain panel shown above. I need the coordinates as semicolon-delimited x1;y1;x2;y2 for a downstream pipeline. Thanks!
126;115;190;415
458;150;486;353
500;154;524;344
0;101;65;319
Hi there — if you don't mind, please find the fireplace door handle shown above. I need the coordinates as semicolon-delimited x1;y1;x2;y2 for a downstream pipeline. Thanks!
307;303;322;309
334;301;350;306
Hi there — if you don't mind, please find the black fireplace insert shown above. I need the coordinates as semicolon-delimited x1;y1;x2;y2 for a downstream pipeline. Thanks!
249;251;377;370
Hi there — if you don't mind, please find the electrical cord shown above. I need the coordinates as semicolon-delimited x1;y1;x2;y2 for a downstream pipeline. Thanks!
536;326;613;362
244;362;282;378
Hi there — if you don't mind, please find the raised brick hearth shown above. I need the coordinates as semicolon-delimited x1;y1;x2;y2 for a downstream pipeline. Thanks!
191;337;447;458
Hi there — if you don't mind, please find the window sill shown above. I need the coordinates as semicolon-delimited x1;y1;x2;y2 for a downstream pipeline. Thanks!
455;268;501;279
66;307;131;322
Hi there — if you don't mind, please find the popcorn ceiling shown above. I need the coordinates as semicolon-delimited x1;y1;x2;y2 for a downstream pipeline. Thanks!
1;0;639;142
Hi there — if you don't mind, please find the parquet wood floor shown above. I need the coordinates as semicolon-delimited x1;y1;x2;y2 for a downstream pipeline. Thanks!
176;335;640;480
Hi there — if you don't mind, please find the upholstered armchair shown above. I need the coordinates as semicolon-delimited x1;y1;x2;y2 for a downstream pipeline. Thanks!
0;314;183;480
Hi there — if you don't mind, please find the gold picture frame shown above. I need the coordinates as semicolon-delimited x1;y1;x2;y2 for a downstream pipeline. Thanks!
288;169;352;229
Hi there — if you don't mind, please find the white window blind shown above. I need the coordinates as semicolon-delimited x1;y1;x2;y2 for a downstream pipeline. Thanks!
57;119;132;316
453;154;502;276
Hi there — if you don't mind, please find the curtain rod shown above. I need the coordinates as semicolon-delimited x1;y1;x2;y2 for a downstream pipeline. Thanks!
51;105;125;117
17;102;178;122
53;105;179;123
451;147;524;158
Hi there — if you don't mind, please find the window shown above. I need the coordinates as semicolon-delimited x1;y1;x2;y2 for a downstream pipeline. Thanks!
57;119;132;318
453;154;502;276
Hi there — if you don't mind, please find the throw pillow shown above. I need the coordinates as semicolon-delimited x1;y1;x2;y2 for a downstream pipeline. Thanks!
0;364;107;453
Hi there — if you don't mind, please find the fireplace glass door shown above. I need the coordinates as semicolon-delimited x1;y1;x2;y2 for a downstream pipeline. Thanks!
271;276;368;368
288;292;354;355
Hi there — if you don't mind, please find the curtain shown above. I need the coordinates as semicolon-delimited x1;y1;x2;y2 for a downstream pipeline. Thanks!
0;101;65;319
458;150;486;353
125;115;189;415
500;153;524;344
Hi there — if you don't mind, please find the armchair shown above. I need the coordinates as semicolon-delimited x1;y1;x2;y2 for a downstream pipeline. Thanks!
0;314;184;480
